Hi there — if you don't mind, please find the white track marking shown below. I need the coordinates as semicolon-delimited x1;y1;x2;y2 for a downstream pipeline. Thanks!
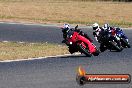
0;53;81;63
0;22;59;27
2;41;9;43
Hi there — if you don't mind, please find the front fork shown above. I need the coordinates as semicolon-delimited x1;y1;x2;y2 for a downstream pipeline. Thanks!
110;36;121;47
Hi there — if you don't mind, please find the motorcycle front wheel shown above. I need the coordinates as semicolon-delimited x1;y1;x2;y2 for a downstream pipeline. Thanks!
109;41;122;52
121;38;131;48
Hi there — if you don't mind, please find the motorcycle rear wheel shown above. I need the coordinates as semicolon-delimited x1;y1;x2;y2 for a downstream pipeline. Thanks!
92;49;100;56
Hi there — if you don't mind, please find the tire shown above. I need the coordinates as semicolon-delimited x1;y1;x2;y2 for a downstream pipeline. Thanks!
121;38;131;48
109;41;122;52
93;49;100;56
100;47;106;52
78;44;92;57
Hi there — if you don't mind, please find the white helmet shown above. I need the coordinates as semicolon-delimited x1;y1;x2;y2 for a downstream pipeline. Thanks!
92;23;99;31
63;24;70;29
103;23;110;30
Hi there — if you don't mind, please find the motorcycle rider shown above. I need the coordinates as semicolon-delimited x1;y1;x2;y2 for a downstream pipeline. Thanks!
92;23;105;42
103;23;122;49
92;23;107;52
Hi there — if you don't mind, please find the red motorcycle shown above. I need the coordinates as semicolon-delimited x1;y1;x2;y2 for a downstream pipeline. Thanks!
65;29;100;57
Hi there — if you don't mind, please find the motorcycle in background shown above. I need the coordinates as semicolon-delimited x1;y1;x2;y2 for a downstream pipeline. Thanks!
99;29;123;52
116;28;131;48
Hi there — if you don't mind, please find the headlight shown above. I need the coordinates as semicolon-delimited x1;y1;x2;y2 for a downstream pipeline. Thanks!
70;42;72;45
117;34;121;37
116;36;120;40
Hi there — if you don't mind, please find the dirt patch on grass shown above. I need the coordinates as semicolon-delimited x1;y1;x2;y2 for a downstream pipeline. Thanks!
0;0;132;27
0;42;69;61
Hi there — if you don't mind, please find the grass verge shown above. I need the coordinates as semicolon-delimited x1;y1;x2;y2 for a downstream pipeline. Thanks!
0;0;132;27
0;42;69;61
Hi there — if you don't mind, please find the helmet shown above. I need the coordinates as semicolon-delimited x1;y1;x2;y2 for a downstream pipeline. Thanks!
92;23;99;31
61;24;70;33
116;27;122;32
103;23;110;30
62;24;70;29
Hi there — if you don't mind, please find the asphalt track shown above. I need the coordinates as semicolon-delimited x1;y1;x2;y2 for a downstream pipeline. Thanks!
0;22;132;88
0;22;63;43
